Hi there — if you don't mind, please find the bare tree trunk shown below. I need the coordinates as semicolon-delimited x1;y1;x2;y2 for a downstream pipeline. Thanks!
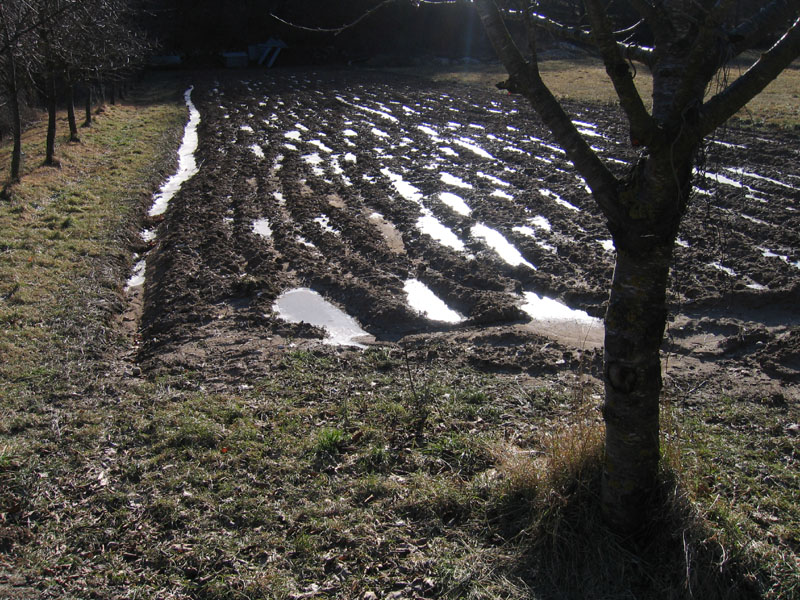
601;243;673;530
44;73;58;166
84;83;92;127
5;58;23;184
67;79;79;142
0;5;22;185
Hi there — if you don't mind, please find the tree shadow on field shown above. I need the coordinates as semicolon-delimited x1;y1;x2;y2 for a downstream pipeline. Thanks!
482;443;765;600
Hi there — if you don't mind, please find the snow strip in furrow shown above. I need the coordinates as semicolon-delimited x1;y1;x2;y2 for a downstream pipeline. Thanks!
472;224;536;269
404;279;464;323
149;87;201;217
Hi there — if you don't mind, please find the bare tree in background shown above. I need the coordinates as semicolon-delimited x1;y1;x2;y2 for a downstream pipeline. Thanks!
472;0;800;532
0;0;36;184
1;0;149;185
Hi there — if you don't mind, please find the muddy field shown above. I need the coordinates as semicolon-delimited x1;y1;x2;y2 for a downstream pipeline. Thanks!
130;68;799;399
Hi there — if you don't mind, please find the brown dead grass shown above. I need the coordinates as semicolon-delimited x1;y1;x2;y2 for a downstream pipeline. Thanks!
413;53;800;128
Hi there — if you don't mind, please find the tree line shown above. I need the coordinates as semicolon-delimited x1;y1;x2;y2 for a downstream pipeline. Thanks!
1;0;148;190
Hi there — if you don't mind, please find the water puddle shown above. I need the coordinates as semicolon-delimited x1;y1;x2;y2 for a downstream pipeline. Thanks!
701;170;745;189
417;125;441;140
309;139;333;153
712;139;748;150
471;223;536;269
504;145;528;155
148;87;201;217
273;288;371;348
302;153;325;176
528;215;552;231
740;213;770;226
335;96;398;123
404;279;464;323
439;192;471;216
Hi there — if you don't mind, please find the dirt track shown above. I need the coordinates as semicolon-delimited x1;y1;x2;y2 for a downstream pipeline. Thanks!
131;68;800;399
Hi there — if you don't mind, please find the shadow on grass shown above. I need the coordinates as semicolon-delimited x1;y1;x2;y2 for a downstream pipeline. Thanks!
479;433;764;600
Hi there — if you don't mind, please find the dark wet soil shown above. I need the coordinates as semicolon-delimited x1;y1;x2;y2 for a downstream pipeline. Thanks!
130;68;800;400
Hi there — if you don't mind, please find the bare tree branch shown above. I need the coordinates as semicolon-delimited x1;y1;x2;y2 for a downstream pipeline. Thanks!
474;0;620;220
584;0;655;145
0;0;76;56
730;0;800;55
701;16;800;136
669;0;739;119
269;0;399;36
628;0;674;40
526;10;655;66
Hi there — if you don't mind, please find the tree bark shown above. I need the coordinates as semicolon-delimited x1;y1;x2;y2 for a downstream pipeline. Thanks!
0;5;22;184
84;84;92;127
601;242;673;531
473;0;799;536
4;54;23;183
67;80;79;141
44;72;58;166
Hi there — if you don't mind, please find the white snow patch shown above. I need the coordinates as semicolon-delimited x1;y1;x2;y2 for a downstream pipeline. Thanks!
252;218;272;239
404;279;464;323
520;292;599;324
148;87;201;217
439;192;472;216
472;223;536;269
440;172;473;189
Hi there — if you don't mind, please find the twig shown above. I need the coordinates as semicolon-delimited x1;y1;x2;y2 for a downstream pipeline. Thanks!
402;346;419;405
270;0;399;36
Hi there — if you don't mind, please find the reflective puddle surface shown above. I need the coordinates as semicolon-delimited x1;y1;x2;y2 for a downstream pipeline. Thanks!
274;288;372;348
